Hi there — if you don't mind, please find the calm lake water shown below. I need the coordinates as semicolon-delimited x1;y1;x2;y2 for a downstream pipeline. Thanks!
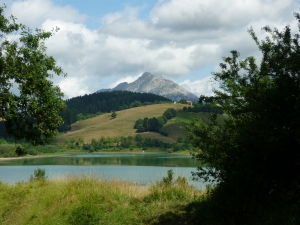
0;153;205;189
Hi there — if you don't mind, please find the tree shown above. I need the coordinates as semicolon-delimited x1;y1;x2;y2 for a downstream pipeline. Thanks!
134;134;143;147
15;145;27;156
111;111;117;119
187;13;300;223
148;117;161;132
0;6;66;145
177;135;183;143
129;100;142;108
179;98;187;104
29;168;47;181
78;137;84;145
134;118;144;132
163;108;176;119
157;116;166;125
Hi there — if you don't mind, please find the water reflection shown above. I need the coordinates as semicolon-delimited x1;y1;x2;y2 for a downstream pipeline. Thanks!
0;153;200;167
0;153;204;188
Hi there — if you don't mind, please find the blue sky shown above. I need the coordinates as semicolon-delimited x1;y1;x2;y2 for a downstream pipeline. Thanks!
1;0;300;99
52;0;158;29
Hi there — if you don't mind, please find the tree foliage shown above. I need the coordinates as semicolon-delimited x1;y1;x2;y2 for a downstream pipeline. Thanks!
163;108;176;119
81;135;173;152
187;13;300;223
29;168;47;181
179;98;187;104
134;108;176;134
0;6;66;144
182;102;223;114
111;111;117;119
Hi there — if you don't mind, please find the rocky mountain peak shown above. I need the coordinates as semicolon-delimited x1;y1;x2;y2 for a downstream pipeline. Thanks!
141;72;153;77
97;72;199;102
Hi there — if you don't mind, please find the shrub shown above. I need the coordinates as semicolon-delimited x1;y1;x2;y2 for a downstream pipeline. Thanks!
144;169;194;202
15;146;27;157
30;168;47;181
111;111;117;119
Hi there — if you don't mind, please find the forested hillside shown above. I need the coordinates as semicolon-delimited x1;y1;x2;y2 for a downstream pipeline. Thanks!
59;90;172;132
0;91;173;137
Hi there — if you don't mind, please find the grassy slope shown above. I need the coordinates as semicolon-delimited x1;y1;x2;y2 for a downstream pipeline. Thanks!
162;111;224;138
56;103;225;145
56;103;178;144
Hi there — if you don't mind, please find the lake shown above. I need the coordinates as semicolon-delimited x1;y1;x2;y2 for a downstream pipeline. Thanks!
0;153;205;189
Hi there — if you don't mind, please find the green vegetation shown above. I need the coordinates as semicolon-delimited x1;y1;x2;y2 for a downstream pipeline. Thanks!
111;111;117;119
2;5;299;225
0;6;66;145
1;103;208;157
0;170;203;225
57;104;215;153
62;132;197;153
29;168;47;181
58;90;172;132
0;142;66;158
179;98;187;104
56;103;192;144
182;102;224;114
15;146;26;157
134;108;176;135
186;14;300;224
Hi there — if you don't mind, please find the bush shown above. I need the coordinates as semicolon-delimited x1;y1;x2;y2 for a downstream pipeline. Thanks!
111;111;117;119
30;168;47;181
15;146;27;157
144;169;194;202
162;169;174;186
27;149;38;156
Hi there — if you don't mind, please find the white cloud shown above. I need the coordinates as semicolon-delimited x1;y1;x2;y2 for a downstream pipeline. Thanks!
102;6;140;25
180;76;214;97
2;0;300;99
109;74;142;88
58;77;90;99
8;0;86;28
151;0;297;31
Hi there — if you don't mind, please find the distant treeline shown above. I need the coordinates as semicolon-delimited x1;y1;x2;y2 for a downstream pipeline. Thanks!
59;90;172;132
65;134;195;153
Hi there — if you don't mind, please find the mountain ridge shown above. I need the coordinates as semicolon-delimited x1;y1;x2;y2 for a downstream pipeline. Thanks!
97;72;199;102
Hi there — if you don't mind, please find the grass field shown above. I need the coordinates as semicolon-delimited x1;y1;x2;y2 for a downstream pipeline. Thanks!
56;103;226;145
0;171;204;225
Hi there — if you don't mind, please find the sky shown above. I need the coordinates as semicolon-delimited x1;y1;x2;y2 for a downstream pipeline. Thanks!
1;0;300;99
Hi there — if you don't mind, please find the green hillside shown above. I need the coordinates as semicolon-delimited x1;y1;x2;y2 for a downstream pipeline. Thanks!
56;103;225;145
59;90;172;132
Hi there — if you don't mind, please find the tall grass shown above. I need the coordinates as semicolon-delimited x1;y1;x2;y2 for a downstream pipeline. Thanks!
0;170;202;225
1;170;294;224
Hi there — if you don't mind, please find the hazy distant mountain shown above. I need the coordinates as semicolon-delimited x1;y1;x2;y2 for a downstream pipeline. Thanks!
97;72;199;102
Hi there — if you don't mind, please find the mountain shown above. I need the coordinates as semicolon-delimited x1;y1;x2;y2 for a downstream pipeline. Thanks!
97;72;199;102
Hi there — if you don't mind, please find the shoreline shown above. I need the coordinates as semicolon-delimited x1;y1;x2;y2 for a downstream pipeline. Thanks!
0;153;75;161
0;150;191;162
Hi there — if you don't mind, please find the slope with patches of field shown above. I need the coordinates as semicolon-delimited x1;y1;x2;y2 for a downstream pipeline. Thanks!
56;103;225;145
